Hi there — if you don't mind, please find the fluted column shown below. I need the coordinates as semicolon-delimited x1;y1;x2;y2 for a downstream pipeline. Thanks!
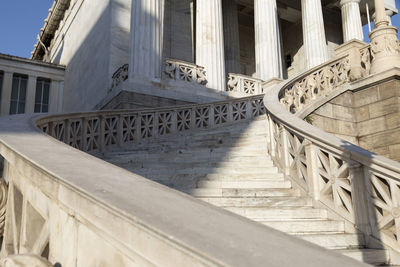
223;0;241;75
129;0;164;82
196;0;226;91
254;0;282;80
25;75;37;113
340;0;363;42
0;72;12;116
301;0;329;69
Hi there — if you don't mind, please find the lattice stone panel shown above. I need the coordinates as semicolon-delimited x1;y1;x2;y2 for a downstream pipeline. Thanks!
317;148;354;222
52;121;66;143
252;98;266;117
232;102;246;121
85;117;100;151
214;104;229;125
140;114;155;139
286;130;309;191
3;184;50;259
122;115;138;143
158;112;173;136
104;116;119;146
195;107;210;128
68;119;83;149
368;171;400;246
177;109;191;131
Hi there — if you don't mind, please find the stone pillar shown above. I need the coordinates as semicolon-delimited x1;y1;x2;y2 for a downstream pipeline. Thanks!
129;0;164;82
254;0;282;80
340;0;363;42
196;0;226;91
301;0;329;69
369;0;400;74
49;80;64;113
0;72;12;116
25;75;37;113
223;0;241;75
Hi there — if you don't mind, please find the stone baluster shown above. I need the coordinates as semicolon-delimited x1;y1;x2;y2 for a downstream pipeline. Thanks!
223;0;241;75
301;0;329;69
196;0;226;91
25;75;37;114
369;0;400;74
340;0;363;42
129;0;164;82
0;72;13;116
254;0;283;80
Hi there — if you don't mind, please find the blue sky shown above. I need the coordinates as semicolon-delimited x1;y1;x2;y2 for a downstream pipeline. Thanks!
0;1;399;58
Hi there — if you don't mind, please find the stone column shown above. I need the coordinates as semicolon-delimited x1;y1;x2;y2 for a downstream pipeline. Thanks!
129;0;164;82
369;0;400;74
49;80;64;113
223;0;241;75
0;72;12;116
25;75;37;113
254;0;282;80
301;0;329;69
340;0;363;42
196;0;226;91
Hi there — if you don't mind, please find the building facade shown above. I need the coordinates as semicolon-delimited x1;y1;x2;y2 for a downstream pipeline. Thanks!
29;0;397;112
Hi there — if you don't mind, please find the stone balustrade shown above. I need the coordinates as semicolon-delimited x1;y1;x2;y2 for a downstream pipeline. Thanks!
279;45;372;115
264;54;400;252
36;95;266;154
0;108;364;266
110;64;129;91
164;58;207;86
227;73;264;95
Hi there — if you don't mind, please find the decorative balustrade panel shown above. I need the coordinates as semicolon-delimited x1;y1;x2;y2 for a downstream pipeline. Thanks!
164;59;207;86
227;74;263;95
367;169;400;246
37;96;266;154
279;56;351;114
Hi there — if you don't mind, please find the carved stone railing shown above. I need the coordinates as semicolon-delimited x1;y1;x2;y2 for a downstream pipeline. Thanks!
0;107;364;266
227;73;264;95
264;52;400;253
36;95;266;154
110;64;129;91
164;58;207;86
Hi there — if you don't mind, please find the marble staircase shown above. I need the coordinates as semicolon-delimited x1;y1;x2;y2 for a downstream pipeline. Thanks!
103;116;393;266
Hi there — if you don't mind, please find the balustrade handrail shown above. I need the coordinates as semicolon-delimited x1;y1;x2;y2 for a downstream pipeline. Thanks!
264;52;400;251
36;94;267;154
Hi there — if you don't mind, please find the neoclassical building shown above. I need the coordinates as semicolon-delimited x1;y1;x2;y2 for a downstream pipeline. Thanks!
3;0;400;266
26;0;397;112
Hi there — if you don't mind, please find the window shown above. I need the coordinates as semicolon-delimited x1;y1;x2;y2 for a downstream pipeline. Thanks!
10;74;28;115
34;78;50;113
285;54;293;69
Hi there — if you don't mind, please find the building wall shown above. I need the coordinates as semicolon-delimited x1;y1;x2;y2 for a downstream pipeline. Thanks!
0;55;65;116
311;79;400;162
48;0;112;112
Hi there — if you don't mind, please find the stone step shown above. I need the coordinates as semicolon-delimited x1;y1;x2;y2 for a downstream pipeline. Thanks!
297;233;365;249
197;180;291;189
199;196;312;207
262;219;345;233
226;207;328;220
337;249;389;266
187;188;301;198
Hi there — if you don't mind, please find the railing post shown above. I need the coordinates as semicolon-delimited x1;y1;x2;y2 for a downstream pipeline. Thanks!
117;114;124;147
281;128;291;176
268;115;276;158
304;140;320;200
135;112;142;141
349;163;372;236
99;115;106;154
154;112;159;138
171;110;178;134
81;117;87;152
246;99;252;120
209;105;215;128
65;119;71;146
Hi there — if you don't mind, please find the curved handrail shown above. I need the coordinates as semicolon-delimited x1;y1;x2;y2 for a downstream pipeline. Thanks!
36;95;266;154
264;56;400;251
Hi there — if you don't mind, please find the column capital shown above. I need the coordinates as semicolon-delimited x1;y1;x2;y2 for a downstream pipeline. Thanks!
339;0;360;6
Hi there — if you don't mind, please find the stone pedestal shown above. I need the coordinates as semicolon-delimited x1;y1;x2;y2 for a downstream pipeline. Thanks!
254;0;282;80
129;0;165;82
301;0;328;69
196;0;226;91
369;0;400;74
223;0;241;75
340;0;363;42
